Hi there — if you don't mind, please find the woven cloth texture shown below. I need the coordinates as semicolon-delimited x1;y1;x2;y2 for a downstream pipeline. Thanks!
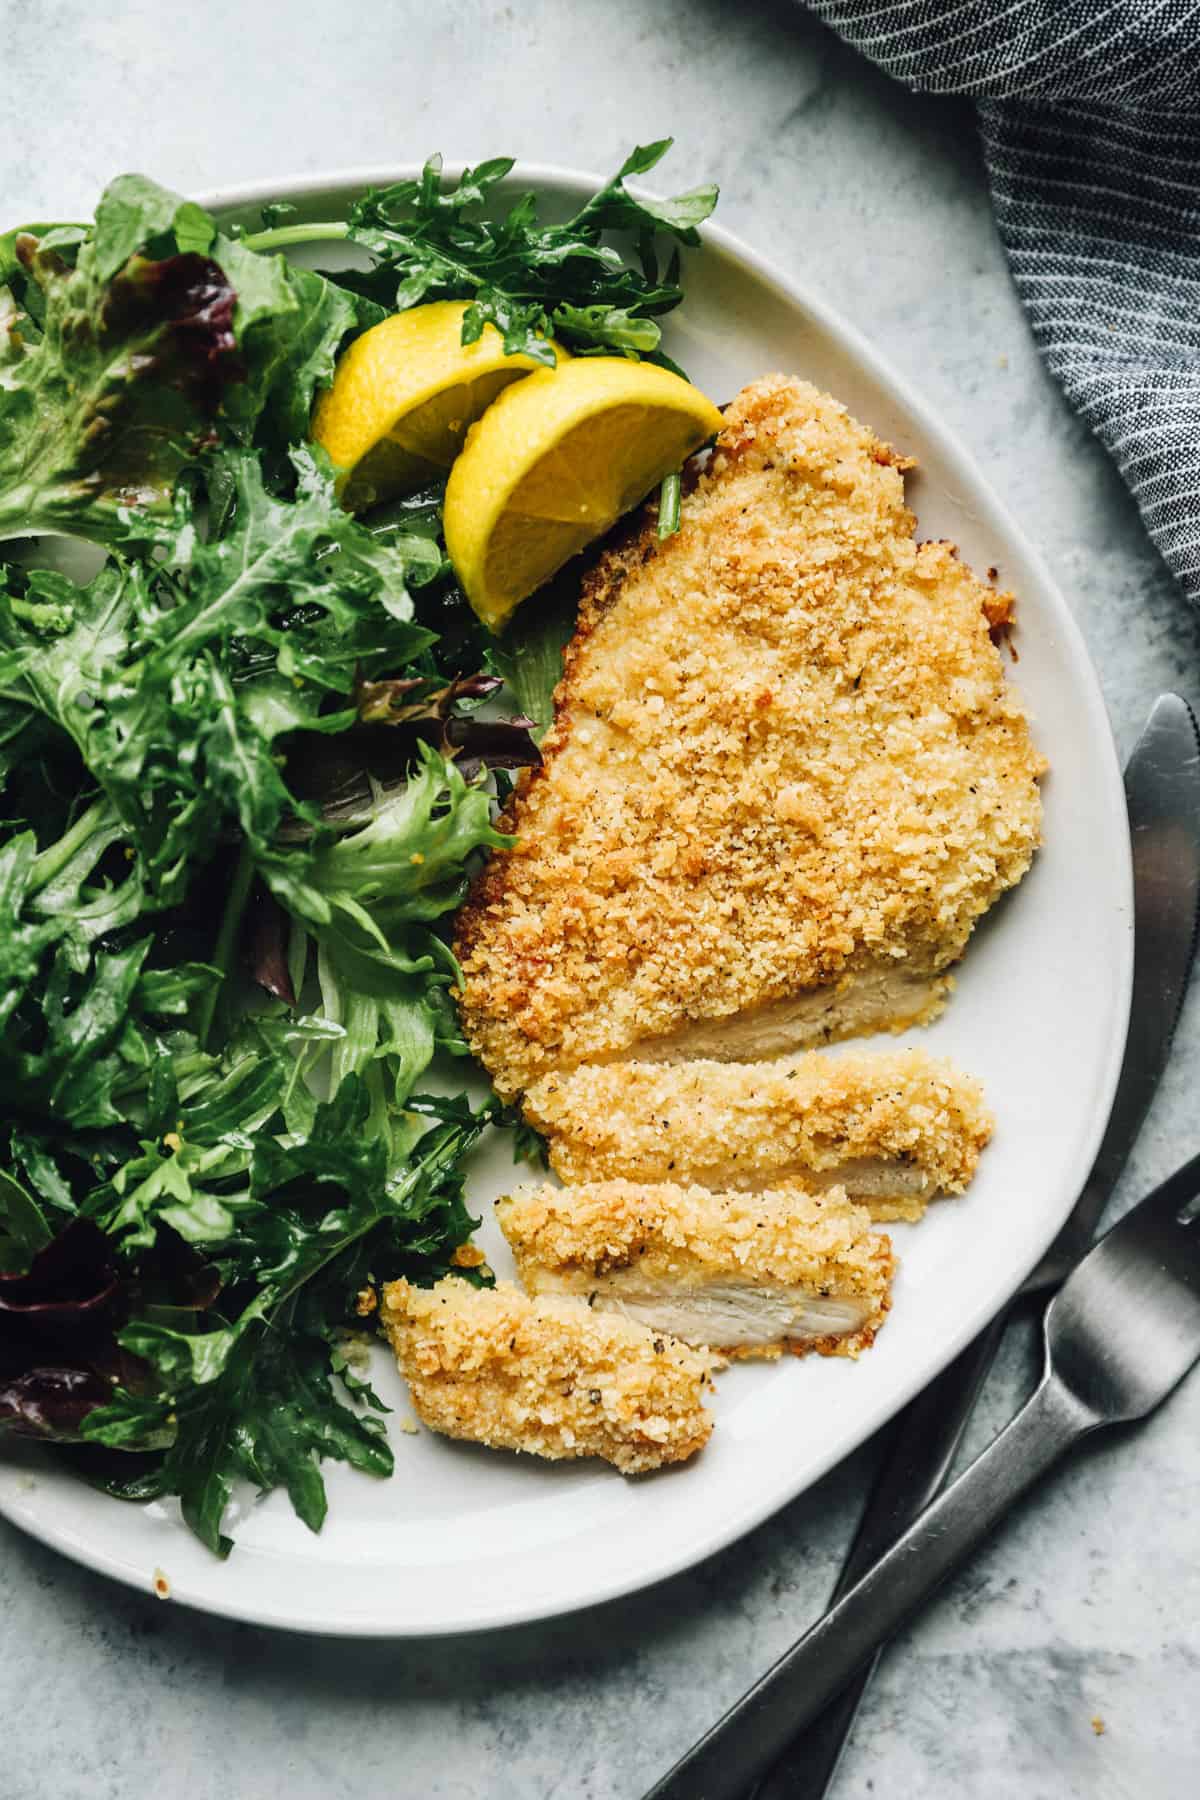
810;1;1200;602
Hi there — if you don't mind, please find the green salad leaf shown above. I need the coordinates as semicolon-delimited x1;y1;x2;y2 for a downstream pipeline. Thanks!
0;176;378;548
488;576;577;734
242;138;716;372
0;142;717;1553
0;231;241;545
82;1077;492;1552
92;174;216;281
0;1166;52;1272
0;445;441;910
346;140;715;368
299;746;506;1116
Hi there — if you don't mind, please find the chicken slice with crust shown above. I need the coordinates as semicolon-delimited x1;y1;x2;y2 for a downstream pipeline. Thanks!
522;1047;992;1224
497;1179;894;1360
381;1277;713;1472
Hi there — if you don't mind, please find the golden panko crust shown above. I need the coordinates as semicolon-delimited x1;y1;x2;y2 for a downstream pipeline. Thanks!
496;1179;894;1359
380;1277;713;1473
522;1047;993;1222
454;375;1045;1098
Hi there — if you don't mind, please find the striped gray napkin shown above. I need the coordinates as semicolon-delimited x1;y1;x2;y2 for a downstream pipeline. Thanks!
810;1;1200;605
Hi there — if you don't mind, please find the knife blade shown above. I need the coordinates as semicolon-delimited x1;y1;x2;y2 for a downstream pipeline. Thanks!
1028;691;1200;1287
740;692;1200;1800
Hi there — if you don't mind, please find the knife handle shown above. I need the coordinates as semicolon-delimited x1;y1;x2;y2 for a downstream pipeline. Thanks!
645;1368;1091;1800
747;1309;1009;1800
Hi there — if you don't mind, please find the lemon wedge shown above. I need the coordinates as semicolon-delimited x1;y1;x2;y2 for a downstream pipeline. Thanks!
443;357;724;631
310;300;562;510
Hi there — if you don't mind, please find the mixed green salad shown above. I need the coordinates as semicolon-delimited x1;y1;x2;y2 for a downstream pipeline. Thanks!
0;142;716;1553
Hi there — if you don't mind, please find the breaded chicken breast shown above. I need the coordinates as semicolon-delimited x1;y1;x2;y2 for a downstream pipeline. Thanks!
455;375;1045;1098
522;1047;992;1223
497;1180;894;1360
380;1277;713;1472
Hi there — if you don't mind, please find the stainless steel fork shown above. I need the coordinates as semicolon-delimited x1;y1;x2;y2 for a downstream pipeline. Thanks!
645;1149;1200;1800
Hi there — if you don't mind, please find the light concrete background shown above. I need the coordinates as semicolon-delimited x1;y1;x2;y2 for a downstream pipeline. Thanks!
3;2;1198;1795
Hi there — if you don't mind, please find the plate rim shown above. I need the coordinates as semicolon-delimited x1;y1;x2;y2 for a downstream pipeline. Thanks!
0;160;1133;1636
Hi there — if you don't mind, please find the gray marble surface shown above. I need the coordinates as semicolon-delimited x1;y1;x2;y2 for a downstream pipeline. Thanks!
3;2;1199;1795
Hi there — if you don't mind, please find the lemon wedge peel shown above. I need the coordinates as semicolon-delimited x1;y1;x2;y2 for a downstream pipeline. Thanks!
442;356;724;632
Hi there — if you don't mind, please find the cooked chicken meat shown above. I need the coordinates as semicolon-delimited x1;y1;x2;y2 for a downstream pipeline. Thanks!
522;1047;992;1223
380;1277;713;1472
455;374;1045;1098
496;1180;894;1359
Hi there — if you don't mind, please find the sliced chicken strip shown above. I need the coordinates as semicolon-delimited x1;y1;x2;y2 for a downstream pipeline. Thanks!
380;1277;713;1473
496;1180;894;1361
522;1047;992;1223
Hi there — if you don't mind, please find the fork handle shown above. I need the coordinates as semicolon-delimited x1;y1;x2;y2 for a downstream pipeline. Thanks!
643;1373;1096;1800
747;1309;1011;1800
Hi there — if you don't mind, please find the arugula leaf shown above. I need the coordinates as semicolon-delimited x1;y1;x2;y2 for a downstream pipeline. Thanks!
83;1078;493;1552
93;1133;248;1253
6;1127;79;1218
312;928;461;1120
280;743;507;1115
26;796;150;940
134;962;221;1018
571;139;718;236
3;933;153;1130
101;1306;391;1553
0;815;187;1141
341;140;717;367
245;743;507;1127
82;1009;346;1256
258;203;299;233
0;832;62;1030
0;447;440;909
550;301;663;356
217;249;383;448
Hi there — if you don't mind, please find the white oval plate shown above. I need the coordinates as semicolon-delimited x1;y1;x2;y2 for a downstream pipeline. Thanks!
0;165;1132;1636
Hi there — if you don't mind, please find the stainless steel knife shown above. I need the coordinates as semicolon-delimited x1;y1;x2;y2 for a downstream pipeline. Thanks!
746;692;1200;1800
652;1135;1200;1800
